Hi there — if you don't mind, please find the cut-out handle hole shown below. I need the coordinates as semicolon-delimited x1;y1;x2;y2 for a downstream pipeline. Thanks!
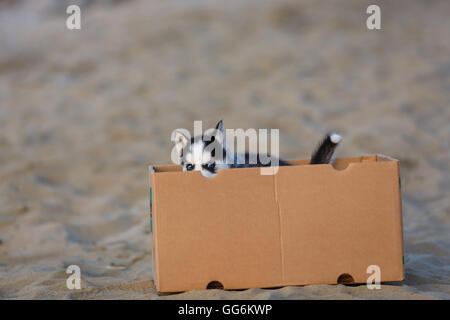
331;161;350;171
206;281;224;290
337;273;355;285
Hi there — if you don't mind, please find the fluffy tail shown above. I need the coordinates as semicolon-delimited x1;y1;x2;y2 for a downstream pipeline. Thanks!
310;133;342;164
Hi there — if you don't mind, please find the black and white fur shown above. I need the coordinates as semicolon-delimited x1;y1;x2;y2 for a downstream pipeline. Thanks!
172;120;342;178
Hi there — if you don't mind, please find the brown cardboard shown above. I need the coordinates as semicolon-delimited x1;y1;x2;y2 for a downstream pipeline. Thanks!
149;154;404;292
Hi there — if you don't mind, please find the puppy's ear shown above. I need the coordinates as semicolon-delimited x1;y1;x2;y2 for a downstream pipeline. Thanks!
171;129;190;164
215;120;224;144
215;120;224;134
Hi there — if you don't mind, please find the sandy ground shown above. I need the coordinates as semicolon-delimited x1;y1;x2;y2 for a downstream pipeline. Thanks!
0;0;449;299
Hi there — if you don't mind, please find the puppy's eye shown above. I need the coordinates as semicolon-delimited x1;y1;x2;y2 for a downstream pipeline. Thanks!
207;163;215;170
186;164;194;171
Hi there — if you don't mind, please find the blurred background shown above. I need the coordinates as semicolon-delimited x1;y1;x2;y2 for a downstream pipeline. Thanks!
0;0;449;299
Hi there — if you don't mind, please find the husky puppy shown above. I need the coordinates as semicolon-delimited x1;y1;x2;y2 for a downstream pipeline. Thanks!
172;120;342;178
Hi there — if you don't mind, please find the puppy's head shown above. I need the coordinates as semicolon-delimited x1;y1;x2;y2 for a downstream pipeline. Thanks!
172;120;226;178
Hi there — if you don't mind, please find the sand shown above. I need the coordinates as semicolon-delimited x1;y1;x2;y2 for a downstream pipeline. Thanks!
0;0;449;299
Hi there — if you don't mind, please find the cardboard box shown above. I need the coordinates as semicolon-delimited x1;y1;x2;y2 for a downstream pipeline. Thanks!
149;154;404;293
